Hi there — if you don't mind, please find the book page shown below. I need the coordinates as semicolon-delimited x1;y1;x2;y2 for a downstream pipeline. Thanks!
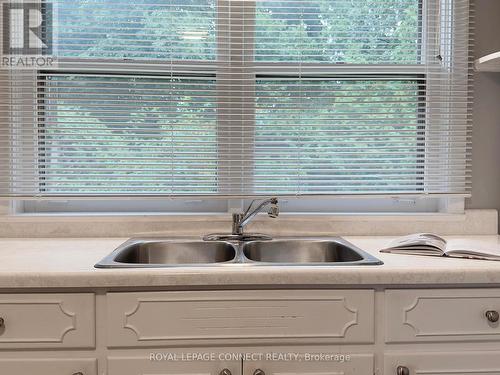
446;238;500;260
385;233;447;251
380;248;446;256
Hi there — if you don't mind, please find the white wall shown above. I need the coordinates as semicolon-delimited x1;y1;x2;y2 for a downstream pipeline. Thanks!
467;0;500;231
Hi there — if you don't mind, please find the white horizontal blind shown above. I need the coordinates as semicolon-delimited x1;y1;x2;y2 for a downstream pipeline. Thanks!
0;0;474;198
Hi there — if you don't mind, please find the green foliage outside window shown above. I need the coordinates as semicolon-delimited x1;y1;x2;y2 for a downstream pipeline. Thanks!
41;0;422;195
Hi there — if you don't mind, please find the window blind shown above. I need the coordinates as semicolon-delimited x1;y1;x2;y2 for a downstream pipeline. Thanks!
0;0;474;198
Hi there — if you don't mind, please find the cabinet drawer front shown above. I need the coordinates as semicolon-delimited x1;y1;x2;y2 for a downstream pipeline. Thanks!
385;351;500;375
0;293;95;349
108;356;239;375
0;358;97;375
245;354;373;375
386;289;500;343
107;290;374;347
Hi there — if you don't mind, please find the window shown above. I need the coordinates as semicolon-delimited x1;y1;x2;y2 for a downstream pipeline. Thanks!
39;0;219;195
1;0;473;208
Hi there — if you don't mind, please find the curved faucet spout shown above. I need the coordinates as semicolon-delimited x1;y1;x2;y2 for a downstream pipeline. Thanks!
232;198;279;235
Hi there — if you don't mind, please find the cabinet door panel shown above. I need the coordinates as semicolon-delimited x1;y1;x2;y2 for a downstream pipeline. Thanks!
0;293;95;349
0;358;97;375
386;289;500;343
107;290;374;347
385;351;500;375
244;353;373;375
108;356;240;375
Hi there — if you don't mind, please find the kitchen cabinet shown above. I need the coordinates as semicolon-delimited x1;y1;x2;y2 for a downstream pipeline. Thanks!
243;352;373;375
0;358;97;375
106;350;372;375
107;354;239;375
106;290;374;347
385;351;500;375
2;288;500;375
386;288;500;342
0;293;95;349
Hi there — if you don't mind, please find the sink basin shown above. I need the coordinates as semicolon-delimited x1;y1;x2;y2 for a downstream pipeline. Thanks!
242;239;382;265
95;237;382;268
95;239;237;268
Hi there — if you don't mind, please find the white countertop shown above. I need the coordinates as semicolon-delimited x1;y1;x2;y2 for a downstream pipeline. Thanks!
2;236;500;289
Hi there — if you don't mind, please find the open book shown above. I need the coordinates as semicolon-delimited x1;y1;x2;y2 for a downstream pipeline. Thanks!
380;233;500;261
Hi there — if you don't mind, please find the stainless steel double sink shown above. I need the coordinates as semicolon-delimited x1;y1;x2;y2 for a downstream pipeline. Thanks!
95;237;383;268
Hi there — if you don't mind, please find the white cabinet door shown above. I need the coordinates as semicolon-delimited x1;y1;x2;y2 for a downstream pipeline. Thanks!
386;289;500;342
107;290;374;347
0;293;95;349
385;351;500;375
0;358;97;375
108;355;240;375
243;353;373;375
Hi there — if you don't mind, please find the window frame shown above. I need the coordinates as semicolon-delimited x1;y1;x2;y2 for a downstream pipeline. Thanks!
12;0;466;214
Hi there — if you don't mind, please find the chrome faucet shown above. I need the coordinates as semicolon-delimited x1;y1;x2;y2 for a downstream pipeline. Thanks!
232;198;279;235
203;198;279;241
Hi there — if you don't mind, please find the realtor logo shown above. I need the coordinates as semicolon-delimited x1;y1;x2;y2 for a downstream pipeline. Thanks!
2;2;55;68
